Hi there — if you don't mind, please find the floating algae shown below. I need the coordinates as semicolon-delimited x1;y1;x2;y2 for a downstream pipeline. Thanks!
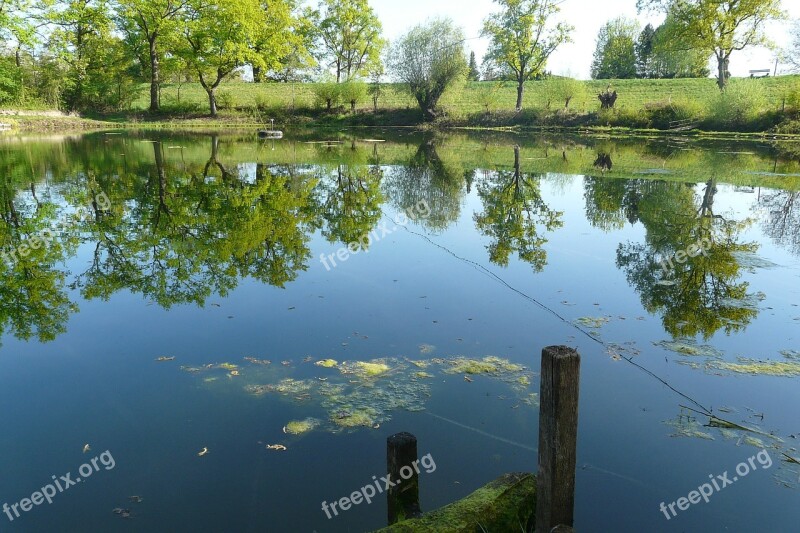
780;350;800;361
246;378;315;396
284;418;321;435
654;339;722;358
187;354;535;435
574;316;611;329
719;292;766;312
709;358;800;377
339;359;392;378
419;344;436;355
664;416;714;440
443;356;524;375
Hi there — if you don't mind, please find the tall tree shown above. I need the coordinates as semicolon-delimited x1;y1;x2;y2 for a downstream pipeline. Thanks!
638;0;785;90
118;0;190;112
250;0;303;83
636;24;656;78
591;17;639;79
482;0;572;111
178;0;267;116
388;18;467;121
314;0;384;82
649;17;710;78
468;51;481;81
785;20;800;73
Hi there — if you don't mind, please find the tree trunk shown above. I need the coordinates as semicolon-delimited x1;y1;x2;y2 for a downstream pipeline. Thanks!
207;88;217;117
253;66;262;83
149;36;160;112
516;82;524;111
716;54;729;91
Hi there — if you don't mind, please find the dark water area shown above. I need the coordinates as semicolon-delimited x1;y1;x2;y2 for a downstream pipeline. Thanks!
0;130;798;532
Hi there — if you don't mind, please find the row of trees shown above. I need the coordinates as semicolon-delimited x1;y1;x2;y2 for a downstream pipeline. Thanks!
0;0;385;114
592;17;709;79
0;0;795;117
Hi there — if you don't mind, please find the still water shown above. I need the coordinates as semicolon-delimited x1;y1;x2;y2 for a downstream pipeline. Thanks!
0;130;798;532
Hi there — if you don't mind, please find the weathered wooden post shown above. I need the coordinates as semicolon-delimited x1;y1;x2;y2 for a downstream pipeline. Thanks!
387;432;421;524
536;346;581;533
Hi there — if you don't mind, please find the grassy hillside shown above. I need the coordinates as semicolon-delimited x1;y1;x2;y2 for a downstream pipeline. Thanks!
131;76;800;117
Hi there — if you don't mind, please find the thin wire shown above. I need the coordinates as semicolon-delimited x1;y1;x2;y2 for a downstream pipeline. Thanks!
382;208;713;415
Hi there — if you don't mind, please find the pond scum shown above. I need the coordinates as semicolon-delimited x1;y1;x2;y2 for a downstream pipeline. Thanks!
179;356;538;435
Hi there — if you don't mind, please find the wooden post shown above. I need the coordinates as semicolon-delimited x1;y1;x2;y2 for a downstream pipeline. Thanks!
536;346;581;533
387;432;421;524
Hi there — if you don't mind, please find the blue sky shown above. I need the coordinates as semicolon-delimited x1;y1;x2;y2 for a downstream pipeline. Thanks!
369;0;800;79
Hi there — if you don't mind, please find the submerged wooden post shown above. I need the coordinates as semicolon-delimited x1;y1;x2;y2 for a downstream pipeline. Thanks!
536;346;581;533
387;432;421;524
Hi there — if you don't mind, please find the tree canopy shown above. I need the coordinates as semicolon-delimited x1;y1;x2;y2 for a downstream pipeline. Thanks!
591;17;640;79
388;18;468;121
638;0;785;89
482;0;572;111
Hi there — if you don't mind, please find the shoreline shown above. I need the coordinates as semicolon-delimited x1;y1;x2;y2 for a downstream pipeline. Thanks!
4;113;800;142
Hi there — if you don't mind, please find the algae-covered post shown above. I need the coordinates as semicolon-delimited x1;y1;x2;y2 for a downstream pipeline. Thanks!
387;432;422;524
536;346;580;533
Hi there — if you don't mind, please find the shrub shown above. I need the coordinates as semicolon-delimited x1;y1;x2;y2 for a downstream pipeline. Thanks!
216;90;235;110
475;82;505;113
707;79;768;130
312;82;341;111
339;80;367;113
541;77;588;110
646;97;706;129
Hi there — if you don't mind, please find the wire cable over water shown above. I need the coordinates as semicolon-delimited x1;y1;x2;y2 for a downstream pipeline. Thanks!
382;208;713;415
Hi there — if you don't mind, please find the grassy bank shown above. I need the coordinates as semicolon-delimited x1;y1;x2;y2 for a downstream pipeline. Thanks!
4;76;800;134
120;76;800;133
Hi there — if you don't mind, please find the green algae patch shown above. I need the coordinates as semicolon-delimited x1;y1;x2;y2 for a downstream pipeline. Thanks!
331;408;379;428
374;472;535;533
284;418;321;435
780;350;800;361
414;372;434;379
443;356;523;375
218;362;239;371
315;359;338;368
355;361;391;376
655;339;723;358
574;316;610;329
709;358;800;377
246;378;315;396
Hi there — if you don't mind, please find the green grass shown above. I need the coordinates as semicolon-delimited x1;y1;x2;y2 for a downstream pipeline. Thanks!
132;76;800;117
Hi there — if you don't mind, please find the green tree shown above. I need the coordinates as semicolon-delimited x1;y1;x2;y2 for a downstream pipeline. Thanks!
468;51;481;81
591;17;639;79
482;0;572;111
638;0;785;90
647;15;710;78
388;18;468;121
118;0;190;113
178;0;267;116
314;0;384;82
250;0;300;83
635;24;656;78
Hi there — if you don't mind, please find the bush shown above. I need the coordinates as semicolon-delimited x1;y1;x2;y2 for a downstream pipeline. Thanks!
475;82;506;113
785;85;800;114
541;77;587;110
339;80;367;113
312;82;341;111
216;90;234;110
160;99;202;115
707;80;768;130
646;97;706;129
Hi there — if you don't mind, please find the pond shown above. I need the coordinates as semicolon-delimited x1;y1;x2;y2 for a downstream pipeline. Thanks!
0;130;798;532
